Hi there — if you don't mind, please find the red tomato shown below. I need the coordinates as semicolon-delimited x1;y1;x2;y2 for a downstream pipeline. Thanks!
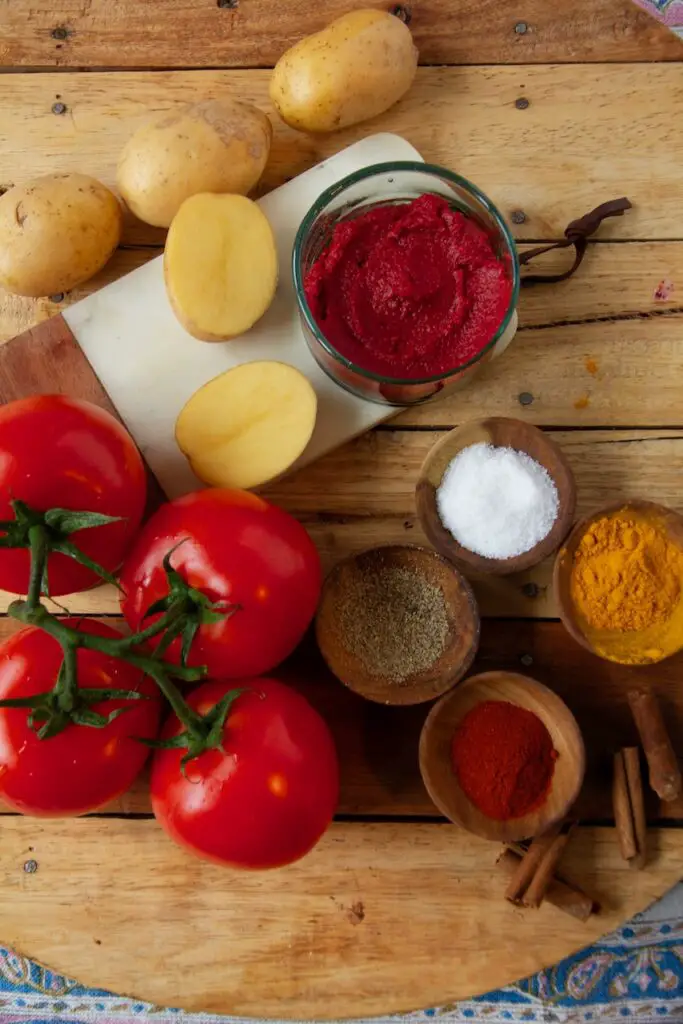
151;679;338;868
120;489;321;678
0;394;147;596
0;620;161;816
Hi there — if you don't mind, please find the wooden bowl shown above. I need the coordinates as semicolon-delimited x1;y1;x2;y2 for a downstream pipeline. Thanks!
419;671;586;842
416;416;576;576
315;545;480;706
554;499;683;665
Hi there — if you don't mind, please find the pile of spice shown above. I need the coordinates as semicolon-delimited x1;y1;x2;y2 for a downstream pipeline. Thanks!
436;443;559;559
452;700;558;820
569;509;683;663
337;563;450;683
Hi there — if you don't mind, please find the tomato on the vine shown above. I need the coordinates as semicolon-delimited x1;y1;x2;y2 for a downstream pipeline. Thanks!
120;489;321;678
0;394;147;596
0;620;161;816
151;678;338;869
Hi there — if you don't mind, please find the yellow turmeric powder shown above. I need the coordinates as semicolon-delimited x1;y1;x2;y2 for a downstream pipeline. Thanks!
570;512;683;633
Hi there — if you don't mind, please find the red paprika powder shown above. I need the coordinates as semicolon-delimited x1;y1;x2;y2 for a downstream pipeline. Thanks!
451;700;558;820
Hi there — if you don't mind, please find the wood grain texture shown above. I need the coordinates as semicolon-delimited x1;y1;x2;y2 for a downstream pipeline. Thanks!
1;616;681;821
400;318;683;426
0;66;681;242
266;428;683;517
0;0;678;69
4;289;683;435
1;818;680;1018
0;316;119;414
1;242;681;344
1;429;683;618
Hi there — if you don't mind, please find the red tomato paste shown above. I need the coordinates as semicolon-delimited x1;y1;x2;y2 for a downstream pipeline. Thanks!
304;194;513;380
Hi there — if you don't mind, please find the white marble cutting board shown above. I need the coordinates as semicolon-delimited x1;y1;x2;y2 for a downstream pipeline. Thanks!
63;133;423;498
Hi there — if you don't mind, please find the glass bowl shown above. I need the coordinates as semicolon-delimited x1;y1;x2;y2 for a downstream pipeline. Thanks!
292;161;520;407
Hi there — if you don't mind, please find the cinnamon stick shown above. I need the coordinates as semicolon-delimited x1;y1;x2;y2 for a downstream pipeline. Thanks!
627;688;681;802
613;749;637;861
504;821;563;903
522;821;577;909
498;847;596;922
623;746;647;870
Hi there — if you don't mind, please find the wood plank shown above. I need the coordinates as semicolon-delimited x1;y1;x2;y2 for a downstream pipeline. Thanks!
1;617;681;822
399;316;683;428
1;428;682;618
3;274;683;435
0;317;119;415
0;0;678;69
0;65;681;242
1;241;680;344
266;428;683;516
0;248;154;343
1;817;680;1018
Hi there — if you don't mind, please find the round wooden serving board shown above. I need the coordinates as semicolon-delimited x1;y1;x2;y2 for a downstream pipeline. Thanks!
2;817;681;1018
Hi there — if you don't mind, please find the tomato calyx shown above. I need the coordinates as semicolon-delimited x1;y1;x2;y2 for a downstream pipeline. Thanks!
0;499;124;598
0;532;239;748
1;600;207;740
0;671;151;739
141;543;241;665
141;687;247;772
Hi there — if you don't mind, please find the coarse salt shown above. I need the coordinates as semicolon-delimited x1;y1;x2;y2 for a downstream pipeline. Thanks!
436;442;559;559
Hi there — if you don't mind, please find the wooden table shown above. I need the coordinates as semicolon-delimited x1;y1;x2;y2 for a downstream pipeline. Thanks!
1;1;682;1018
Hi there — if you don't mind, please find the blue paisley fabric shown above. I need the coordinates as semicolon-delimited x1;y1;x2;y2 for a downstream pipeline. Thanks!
0;886;681;1024
632;0;683;36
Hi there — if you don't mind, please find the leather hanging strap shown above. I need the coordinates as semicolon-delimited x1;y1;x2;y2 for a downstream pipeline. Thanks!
519;197;632;285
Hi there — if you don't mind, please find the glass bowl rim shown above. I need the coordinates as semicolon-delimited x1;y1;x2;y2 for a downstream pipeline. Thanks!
292;160;521;387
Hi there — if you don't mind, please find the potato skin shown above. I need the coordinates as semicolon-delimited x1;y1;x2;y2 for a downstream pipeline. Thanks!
117;99;272;228
270;8;418;133
0;173;122;298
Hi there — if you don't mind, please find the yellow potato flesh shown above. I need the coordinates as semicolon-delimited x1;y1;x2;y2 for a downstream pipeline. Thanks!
164;193;278;342
176;361;317;490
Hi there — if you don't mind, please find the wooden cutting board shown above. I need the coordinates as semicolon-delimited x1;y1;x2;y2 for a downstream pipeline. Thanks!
3;816;681;1019
2;618;682;1018
0;134;422;499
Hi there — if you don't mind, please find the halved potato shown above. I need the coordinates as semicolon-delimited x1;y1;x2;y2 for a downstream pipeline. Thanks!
176;361;317;490
164;193;278;342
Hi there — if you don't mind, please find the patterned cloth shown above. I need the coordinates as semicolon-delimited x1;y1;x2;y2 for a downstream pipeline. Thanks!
1;885;682;1024
633;0;683;37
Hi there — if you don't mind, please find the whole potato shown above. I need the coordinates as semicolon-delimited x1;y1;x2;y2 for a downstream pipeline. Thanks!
117;99;272;228
270;8;418;133
0;173;122;298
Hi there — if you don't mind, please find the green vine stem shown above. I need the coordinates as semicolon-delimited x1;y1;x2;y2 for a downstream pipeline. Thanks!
2;596;216;744
0;499;242;757
58;640;79;713
27;524;48;610
8;599;205;688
